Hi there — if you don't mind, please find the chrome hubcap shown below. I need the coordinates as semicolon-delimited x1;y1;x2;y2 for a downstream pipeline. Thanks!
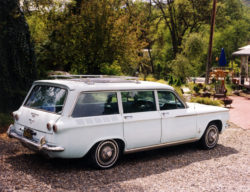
101;146;113;159
206;126;218;147
96;140;118;168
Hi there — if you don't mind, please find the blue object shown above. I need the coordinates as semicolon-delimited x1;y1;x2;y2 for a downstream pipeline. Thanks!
219;48;226;66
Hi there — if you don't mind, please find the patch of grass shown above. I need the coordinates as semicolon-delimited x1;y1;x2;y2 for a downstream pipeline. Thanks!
190;97;223;106
156;79;168;84
145;75;157;82
225;83;233;96
0;113;13;133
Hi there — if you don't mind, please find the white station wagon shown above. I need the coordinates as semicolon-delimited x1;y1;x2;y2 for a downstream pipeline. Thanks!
8;75;229;169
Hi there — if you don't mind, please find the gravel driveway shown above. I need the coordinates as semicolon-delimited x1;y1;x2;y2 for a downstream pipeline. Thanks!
0;124;249;192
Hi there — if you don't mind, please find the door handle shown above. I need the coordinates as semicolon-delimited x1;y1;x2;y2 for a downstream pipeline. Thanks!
124;115;133;119
162;112;169;116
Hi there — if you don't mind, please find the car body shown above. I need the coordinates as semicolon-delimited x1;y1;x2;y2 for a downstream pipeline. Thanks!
7;76;229;168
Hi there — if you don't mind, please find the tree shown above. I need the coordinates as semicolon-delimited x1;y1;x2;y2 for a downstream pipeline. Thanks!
26;0;148;75
0;0;37;112
213;19;250;65
153;0;211;57
20;0;250;82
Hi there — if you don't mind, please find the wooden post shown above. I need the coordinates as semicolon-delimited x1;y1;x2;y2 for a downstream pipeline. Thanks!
205;0;217;84
246;56;249;82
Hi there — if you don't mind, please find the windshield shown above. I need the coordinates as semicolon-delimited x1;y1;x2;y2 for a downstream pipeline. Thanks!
24;85;67;114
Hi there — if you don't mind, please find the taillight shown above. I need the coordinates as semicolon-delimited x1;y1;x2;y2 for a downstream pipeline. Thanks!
53;124;58;133
46;123;52;131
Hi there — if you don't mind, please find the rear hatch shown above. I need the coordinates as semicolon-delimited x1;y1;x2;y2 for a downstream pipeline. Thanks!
17;84;68;133
18;107;61;133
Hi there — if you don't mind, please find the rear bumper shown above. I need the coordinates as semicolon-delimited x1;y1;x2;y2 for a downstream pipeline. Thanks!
7;124;64;152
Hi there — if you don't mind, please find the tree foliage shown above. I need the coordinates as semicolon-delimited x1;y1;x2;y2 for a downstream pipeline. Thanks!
23;0;250;80
26;0;149;75
153;0;211;57
1;0;250;112
0;0;37;112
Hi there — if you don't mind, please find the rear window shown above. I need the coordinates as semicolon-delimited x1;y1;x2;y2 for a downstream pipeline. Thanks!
24;85;67;114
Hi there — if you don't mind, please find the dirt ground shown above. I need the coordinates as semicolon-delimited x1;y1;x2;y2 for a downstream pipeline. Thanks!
0;123;249;192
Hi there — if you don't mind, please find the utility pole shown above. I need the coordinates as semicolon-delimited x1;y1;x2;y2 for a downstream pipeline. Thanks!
205;0;217;84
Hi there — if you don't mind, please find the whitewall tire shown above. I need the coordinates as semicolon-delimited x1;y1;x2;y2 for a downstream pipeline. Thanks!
200;123;219;149
91;140;119;169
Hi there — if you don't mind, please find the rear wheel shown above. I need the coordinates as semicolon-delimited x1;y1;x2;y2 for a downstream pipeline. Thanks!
199;123;219;149
91;140;119;169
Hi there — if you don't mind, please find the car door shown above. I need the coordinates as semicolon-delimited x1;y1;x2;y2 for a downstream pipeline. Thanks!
158;91;197;143
121;90;161;149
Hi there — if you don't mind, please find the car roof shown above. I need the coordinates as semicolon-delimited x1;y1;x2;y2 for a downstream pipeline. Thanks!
34;78;174;92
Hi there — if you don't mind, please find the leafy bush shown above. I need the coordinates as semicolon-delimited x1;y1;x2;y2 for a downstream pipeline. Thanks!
156;79;168;84
190;97;223;106
0;113;13;133
168;76;174;85
193;84;201;94
203;86;207;92
175;78;182;86
100;61;123;76
145;75;157;82
225;83;233;95
226;75;231;84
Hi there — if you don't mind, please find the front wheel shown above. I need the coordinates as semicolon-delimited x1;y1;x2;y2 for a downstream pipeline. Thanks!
91;140;119;169
199;123;219;149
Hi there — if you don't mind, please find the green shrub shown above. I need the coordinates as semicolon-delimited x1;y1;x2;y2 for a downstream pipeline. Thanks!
100;61;123;76
211;78;216;84
156;79;168;84
175;78;182;86
226;75;231;84
169;76;174;85
190;97;223;106
193;84;201;94
145;75;157;82
225;83;233;95
197;83;203;89
203;86;207;92
0;113;13;133
230;83;238;90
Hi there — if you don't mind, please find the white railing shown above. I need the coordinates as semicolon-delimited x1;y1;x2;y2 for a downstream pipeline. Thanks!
50;74;138;80
49;75;140;84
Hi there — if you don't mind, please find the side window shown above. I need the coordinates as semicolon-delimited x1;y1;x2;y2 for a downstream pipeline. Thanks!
121;91;156;113
72;92;119;118
158;91;185;110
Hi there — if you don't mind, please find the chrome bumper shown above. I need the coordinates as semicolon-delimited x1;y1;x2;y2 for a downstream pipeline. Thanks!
7;124;64;152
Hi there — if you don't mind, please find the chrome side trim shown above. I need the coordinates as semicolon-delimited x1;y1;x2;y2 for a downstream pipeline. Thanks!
198;111;229;115
124;138;198;154
175;110;228;118
7;125;64;152
175;114;197;118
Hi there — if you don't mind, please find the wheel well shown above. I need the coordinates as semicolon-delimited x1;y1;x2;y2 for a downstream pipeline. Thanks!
208;120;222;133
88;139;125;155
114;139;125;153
